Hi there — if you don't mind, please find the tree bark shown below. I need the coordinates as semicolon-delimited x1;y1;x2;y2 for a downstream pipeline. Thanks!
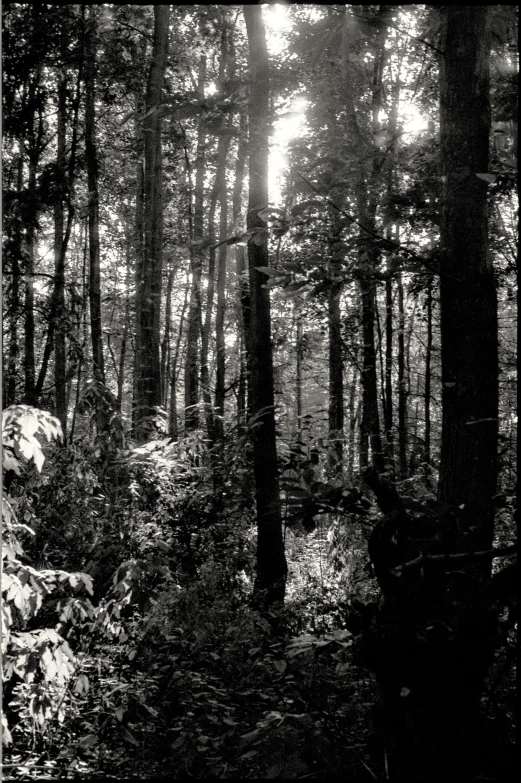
424;276;433;478
161;265;175;409
233;110;250;426
364;10;500;782
134;5;169;440
214;19;232;445
397;271;407;478
328;204;344;479
53;68;68;438
184;53;207;432
244;4;287;606
438;6;497;558
85;6;106;434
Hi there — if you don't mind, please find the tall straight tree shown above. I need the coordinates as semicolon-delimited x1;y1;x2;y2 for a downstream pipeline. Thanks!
53;66;68;438
438;6;498;561
243;4;287;606
84;5;106;432
184;50;207;432
134;5;169;440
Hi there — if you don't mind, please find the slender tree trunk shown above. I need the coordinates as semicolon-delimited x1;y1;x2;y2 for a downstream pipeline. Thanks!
244;4;287;606
6;151;24;407
397;271;407;478
161;265;175;407
214;22;232;445
296;315;303;434
384;274;393;459
424;276;433;478
184;53;207;432
346;363;359;481
117;240;132;412
169;273;190;440
134;5;169;440
200;184;219;442
359;272;384;473
233;110;250;426
85;6;106;435
54;68;68;438
133;97;145;430
24;152;37;405
328;204;344;478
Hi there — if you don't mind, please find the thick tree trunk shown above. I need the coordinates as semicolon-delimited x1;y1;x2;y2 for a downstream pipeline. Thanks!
244;4;287;606
184;53;207;432
134;5;169;440
85;6;106;434
438;6;497;558
364;10;501;782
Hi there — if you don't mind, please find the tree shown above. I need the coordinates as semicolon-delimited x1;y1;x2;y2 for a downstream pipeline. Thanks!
363;8;506;781
133;5;169;440
243;4;287;606
84;5;106;433
438;5;498;559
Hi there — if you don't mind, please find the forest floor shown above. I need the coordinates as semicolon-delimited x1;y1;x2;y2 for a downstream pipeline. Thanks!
2;523;517;781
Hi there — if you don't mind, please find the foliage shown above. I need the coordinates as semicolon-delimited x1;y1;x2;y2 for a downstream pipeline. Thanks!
1;406;93;748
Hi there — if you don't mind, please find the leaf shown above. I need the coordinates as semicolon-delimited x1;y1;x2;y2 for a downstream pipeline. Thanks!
78;734;98;749
239;749;258;760
475;172;497;183
273;659;287;674
17;414;39;438
121;727;139;746
255;266;282;278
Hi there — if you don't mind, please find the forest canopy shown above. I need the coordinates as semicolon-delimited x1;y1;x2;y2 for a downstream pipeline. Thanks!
1;4;518;780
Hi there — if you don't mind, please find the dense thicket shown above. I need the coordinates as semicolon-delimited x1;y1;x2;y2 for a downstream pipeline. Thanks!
2;4;517;780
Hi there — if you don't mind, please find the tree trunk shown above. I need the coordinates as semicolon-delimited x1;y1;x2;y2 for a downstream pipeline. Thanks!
53;68;68;438
169;271;190;440
134;5;169;441
133;95;145;430
397;271;407;478
384;274;393;461
244;4;287;606
200;183;219;442
214;20;232;445
184;53;207;432
233;110;250;426
24;150;37;406
438;6;497;559
359;273;384;473
296;315;303;434
424;276;433;478
328;205;344;479
161;265;175;408
365;10;500;782
85;6;106;434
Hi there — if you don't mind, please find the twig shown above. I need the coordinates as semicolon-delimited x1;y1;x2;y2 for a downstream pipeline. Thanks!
391;544;517;576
